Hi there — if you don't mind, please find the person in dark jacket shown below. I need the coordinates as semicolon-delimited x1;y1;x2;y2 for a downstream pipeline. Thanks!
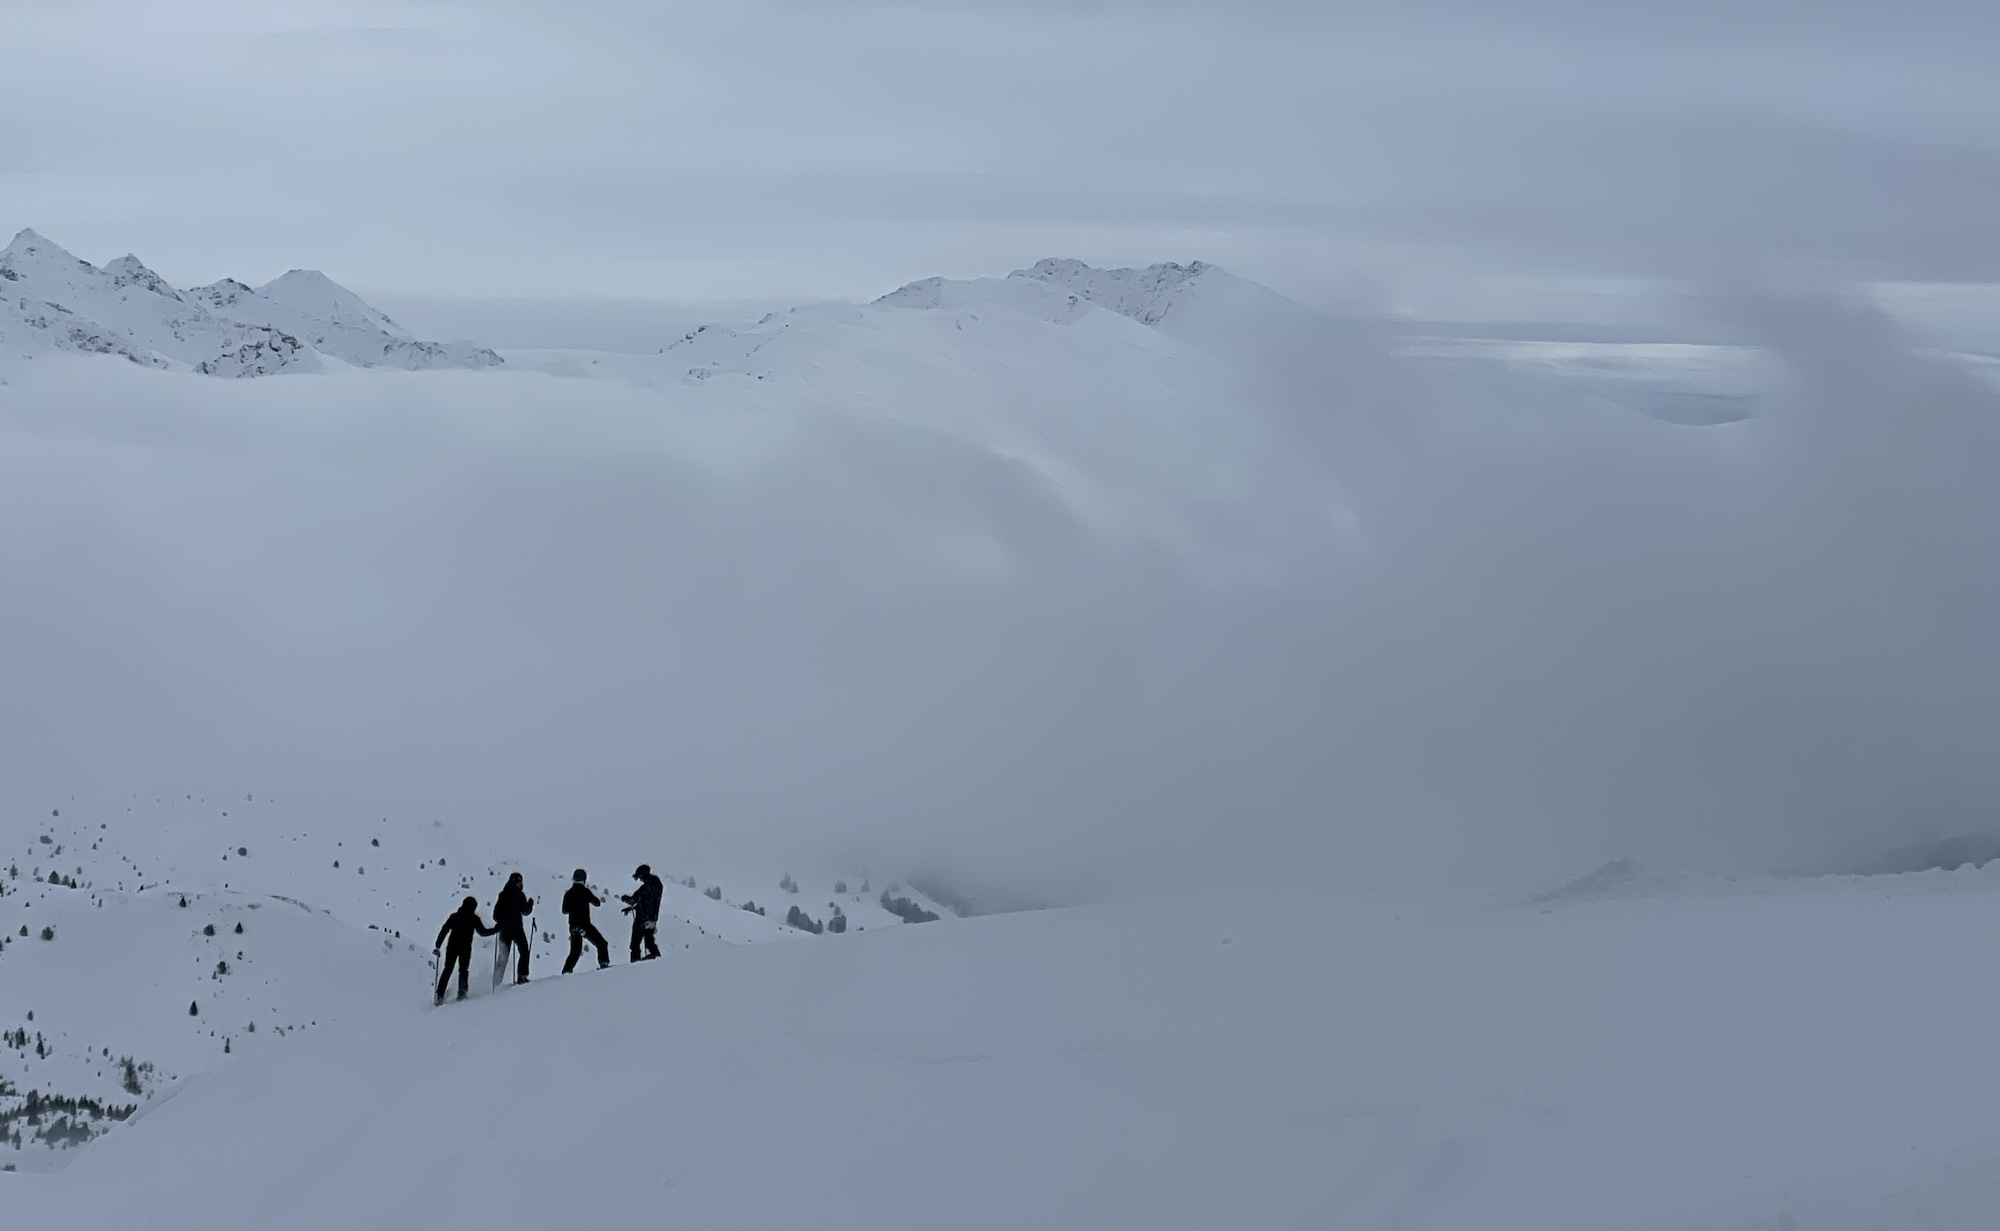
620;864;664;962
492;871;536;986
433;895;497;1004
560;869;611;974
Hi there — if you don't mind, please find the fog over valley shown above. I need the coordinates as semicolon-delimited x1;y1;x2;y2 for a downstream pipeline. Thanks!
4;2;2000;1226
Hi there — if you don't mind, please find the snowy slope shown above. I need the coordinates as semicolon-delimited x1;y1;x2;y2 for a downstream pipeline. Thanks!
10;873;2000;1228
0;229;500;376
0;792;952;1168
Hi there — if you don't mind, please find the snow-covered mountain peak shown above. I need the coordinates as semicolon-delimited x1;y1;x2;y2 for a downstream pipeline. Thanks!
188;278;255;306
103;254;180;299
0;229;503;375
244;267;503;371
1020;256;1215;286
1;229;94;282
1004;256;1326;364
1011;257;1237;327
4;227;69;260
260;268;405;334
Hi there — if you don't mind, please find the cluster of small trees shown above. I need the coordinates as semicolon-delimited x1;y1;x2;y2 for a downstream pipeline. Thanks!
879;891;939;924
779;873;798;894
119;1057;150;1098
783;904;849;934
740;901;766;916
0;1082;140;1152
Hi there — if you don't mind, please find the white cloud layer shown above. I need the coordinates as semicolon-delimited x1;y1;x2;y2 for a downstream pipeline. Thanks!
3;286;1995;899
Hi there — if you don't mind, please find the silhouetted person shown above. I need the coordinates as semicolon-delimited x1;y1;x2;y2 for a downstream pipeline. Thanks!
433;895;496;1004
561;869;611;973
493;871;535;986
621;864;664;962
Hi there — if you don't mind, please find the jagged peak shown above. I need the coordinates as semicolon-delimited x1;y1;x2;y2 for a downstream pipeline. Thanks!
105;254;180;298
1018;257;1214;282
1007;257;1225;327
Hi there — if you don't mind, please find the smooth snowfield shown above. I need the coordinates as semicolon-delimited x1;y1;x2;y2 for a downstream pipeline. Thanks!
11;875;2000;1229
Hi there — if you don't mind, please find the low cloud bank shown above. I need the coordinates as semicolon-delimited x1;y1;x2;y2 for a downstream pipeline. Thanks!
1;292;1993;898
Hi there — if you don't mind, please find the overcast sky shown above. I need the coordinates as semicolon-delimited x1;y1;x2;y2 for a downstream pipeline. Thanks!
7;0;1999;305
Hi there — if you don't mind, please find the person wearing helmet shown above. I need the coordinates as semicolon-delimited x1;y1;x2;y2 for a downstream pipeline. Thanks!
620;863;664;962
433;895;497;1004
492;871;536;986
560;869;611;974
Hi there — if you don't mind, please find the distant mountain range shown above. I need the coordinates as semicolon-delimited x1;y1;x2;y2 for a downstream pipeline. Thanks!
0;230;1329;381
0;230;503;376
